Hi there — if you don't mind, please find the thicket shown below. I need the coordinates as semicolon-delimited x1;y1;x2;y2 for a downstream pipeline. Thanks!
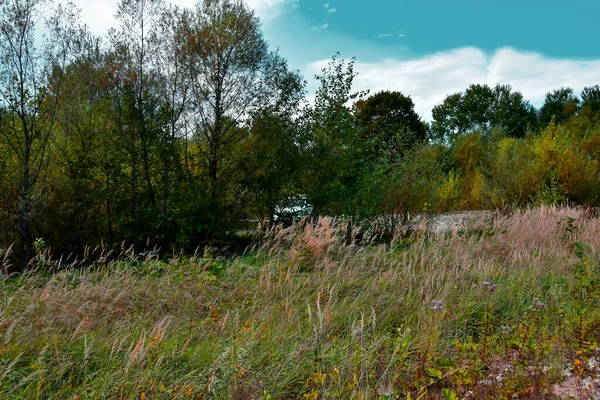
1;0;600;269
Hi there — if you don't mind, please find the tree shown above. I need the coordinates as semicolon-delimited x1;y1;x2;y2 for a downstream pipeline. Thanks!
300;54;365;215
242;56;305;223
105;0;165;245
431;84;537;143
491;84;538;138
243;110;303;222
430;93;467;143
186;0;296;232
103;40;143;242
353;90;428;161
46;31;109;252
154;5;192;219
581;85;600;117
0;0;81;266
539;87;579;126
114;0;164;207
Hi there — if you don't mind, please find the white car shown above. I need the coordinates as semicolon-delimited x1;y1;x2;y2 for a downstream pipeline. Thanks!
273;196;314;224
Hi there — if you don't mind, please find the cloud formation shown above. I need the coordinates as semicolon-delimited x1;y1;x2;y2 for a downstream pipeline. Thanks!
307;47;600;121
327;8;337;13
312;23;329;31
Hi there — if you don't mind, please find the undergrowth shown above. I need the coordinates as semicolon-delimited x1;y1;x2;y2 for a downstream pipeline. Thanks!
2;207;600;399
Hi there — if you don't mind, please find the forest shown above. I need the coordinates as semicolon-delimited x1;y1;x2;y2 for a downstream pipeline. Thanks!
1;0;600;268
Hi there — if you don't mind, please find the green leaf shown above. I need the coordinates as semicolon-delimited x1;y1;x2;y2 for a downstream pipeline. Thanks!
442;388;459;400
427;368;443;379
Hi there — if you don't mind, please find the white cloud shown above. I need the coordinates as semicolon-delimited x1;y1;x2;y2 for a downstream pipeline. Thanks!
378;33;392;37
327;8;336;13
312;22;329;31
307;47;600;121
324;3;329;8
71;0;291;35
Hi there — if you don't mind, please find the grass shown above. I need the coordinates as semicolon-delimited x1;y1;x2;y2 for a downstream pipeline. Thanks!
2;207;600;399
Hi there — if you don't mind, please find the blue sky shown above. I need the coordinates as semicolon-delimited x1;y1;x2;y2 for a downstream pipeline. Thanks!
74;0;600;120
272;0;600;60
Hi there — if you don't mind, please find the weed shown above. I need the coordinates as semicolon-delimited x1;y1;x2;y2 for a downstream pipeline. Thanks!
0;207;599;398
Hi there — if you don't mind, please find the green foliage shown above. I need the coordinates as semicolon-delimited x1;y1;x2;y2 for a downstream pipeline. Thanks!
300;54;365;216
570;241;599;350
353;90;428;161
539;87;580;127
413;117;600;212
431;84;538;143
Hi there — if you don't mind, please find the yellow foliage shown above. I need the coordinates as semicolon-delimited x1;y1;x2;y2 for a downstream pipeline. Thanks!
460;168;485;209
437;170;460;210
453;132;483;173
527;121;599;204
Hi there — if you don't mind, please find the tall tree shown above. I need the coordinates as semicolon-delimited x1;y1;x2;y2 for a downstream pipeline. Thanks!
492;84;538;138
242;56;305;222
430;93;467;143
103;40;143;242
539;87;579;126
581;85;600;117
154;5;192;219
0;0;80;266
431;84;537;143
186;0;295;231
301;54;365;215
110;0;164;243
48;30;111;251
353;90;428;161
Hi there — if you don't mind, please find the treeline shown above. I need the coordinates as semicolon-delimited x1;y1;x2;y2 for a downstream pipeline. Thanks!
1;0;600;268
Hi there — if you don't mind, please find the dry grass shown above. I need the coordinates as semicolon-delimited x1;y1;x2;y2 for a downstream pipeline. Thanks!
1;207;600;399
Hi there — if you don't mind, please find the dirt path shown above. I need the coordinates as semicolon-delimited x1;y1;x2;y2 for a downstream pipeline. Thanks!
421;210;492;234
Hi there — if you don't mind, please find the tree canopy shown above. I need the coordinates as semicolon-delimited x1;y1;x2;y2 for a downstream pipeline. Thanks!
431;84;538;142
539;87;580;126
354;90;428;160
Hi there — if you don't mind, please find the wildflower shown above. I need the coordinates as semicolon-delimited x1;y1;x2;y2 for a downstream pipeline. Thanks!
531;298;546;311
312;372;326;385
431;300;444;312
483;281;498;293
501;325;512;334
304;391;318;400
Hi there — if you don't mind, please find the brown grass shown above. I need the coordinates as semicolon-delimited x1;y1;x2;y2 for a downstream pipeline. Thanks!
1;207;600;398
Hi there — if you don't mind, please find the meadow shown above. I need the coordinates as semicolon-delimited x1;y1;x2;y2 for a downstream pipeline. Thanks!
2;207;600;399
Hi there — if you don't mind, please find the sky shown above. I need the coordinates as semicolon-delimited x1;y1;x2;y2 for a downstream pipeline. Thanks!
72;0;600;121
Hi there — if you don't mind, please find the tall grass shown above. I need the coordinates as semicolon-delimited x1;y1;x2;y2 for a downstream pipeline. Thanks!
1;207;600;399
